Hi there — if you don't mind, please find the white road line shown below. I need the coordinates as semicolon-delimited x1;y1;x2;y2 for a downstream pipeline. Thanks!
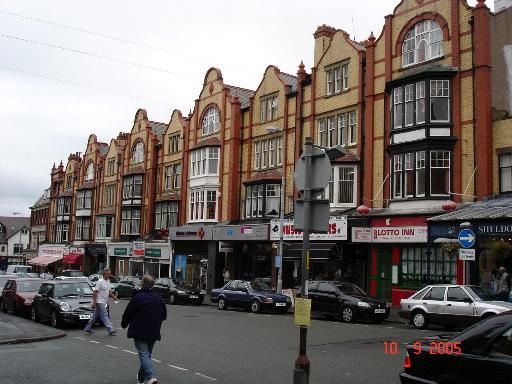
105;345;118;349
167;364;188;371
122;349;138;355
386;326;395;329
195;372;217;381
74;337;87;341
89;340;100;344
152;358;161;363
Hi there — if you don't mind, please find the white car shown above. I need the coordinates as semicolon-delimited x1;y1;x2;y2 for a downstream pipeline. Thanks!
399;284;512;329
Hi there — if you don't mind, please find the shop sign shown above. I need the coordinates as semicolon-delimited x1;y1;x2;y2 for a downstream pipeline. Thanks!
219;241;234;253
213;225;268;241
352;226;427;243
477;223;512;236
459;248;476;261
270;217;347;241
169;226;213;241
145;248;161;258
114;248;128;256
38;245;65;258
133;241;145;257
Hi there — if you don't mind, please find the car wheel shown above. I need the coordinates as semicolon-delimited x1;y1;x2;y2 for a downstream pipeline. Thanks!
250;300;261;314
0;299;7;313
50;311;61;329
217;297;227;310
411;310;428;330
341;306;355;323
31;306;40;323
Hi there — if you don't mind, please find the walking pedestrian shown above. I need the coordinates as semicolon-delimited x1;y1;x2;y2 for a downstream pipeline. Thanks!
223;269;230;284
84;268;118;335
497;266;512;302
121;274;167;384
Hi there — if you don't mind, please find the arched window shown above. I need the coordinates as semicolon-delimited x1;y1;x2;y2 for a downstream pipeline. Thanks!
202;108;220;136
132;141;144;164
402;20;443;67
85;162;94;181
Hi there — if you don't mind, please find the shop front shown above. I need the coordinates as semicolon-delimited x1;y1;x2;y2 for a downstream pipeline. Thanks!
352;216;457;306
62;246;84;271
270;216;347;290
28;244;66;273
107;242;170;278
83;243;107;274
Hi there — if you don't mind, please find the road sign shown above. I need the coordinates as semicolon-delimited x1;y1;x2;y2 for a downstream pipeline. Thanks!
294;147;331;194
459;248;476;261
458;229;476;248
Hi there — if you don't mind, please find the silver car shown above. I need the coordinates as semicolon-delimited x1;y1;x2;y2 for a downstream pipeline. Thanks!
399;284;512;329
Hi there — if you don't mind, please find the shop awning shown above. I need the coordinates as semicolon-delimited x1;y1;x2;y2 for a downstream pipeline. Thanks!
283;243;341;261
62;253;82;265
28;255;62;266
428;195;512;221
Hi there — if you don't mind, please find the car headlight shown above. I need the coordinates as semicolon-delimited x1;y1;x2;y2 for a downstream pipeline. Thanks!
176;290;186;294
263;297;273;303
357;301;371;308
24;299;33;305
60;302;70;311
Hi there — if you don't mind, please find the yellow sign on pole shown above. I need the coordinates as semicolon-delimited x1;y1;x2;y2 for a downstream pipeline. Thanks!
294;298;312;327
306;250;309;270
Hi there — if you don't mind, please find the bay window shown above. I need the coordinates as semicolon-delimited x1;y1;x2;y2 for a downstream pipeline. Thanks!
430;150;450;195
76;190;92;209
189;189;218;222
57;198;71;215
317;111;357;148
430;80;450;122
191;147;219;176
324;166;356;207
123;175;143;198
254;137;282;170
55;223;69;243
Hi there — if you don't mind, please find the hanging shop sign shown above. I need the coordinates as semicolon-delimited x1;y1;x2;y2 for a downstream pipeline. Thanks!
270;217;347;241
352;226;427;243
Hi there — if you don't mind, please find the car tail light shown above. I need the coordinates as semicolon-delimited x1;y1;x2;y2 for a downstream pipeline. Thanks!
404;352;411;369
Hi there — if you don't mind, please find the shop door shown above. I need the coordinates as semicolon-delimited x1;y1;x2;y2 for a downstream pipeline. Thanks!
377;249;392;302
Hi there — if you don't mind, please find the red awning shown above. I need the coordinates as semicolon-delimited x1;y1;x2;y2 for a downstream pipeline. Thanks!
62;253;82;265
28;255;62;266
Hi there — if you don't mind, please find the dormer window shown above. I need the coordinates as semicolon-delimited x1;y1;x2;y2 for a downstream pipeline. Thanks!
85;162;94;181
132;142;144;164
202;108;220;136
402;20;443;67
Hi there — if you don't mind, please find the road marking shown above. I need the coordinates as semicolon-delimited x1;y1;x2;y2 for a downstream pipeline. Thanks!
195;372;217;381
89;340;100;344
152;358;161;363
105;345;118;349
167;364;188;371
386;326;395;329
123;349;138;355
74;337;87;341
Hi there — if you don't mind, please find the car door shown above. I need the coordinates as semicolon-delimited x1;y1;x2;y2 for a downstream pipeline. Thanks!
222;281;237;305
307;282;320;312
38;284;54;320
420;286;446;324
316;282;338;314
236;281;252;308
444;286;476;326
2;280;14;310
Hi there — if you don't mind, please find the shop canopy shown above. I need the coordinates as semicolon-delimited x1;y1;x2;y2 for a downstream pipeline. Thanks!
62;252;82;265
28;255;62;266
428;195;512;222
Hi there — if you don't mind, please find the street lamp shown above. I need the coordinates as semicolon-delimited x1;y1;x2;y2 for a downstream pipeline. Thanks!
266;126;285;294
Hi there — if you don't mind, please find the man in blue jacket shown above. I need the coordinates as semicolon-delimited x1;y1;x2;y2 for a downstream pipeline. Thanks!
121;274;167;384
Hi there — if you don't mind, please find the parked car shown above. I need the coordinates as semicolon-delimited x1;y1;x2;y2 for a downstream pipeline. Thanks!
210;280;291;313
0;274;17;295
400;311;512;384
300;280;390;323
0;278;44;316
88;274;120;291
153;278;204;305
55;270;84;280
115;276;141;298
399;284;512;329
31;280;95;328
6;265;33;275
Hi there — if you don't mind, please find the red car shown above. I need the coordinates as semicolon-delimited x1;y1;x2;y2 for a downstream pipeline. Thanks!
0;278;44;317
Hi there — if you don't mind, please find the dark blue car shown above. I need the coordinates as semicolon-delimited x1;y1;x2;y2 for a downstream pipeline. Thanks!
210;280;291;313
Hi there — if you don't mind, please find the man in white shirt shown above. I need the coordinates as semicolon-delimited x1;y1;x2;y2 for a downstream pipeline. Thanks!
84;268;118;335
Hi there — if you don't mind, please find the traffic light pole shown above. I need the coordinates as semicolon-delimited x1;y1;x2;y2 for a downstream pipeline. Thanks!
294;137;312;384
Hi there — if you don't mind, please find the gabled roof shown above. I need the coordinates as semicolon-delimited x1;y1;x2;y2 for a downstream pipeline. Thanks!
149;121;168;138
30;188;51;209
0;216;30;243
226;85;255;109
278;72;298;94
99;143;110;156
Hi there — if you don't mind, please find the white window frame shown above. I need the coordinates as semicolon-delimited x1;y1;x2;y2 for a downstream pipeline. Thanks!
85;163;94;181
190;148;219;177
323;166;357;207
122;175;143;199
402;20;443;67
393;87;404;129
338;114;346;146
334;67;341;93
342;64;349;90
393;154;403;198
121;209;140;235
326;69;334;95
348;111;357;146
254;141;261;170
318;119;326;147
416;151;426;197
96;216;114;239
416;81;426;124
202;108;220;136
404;153;414;197
405;84;415;127
189;189;218;222
132;142;144;164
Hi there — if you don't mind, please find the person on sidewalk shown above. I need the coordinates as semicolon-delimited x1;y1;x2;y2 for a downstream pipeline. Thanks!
121;274;167;384
497;266;511;302
84;268;118;336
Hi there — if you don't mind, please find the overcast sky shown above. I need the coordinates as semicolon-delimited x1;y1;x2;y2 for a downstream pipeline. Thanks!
0;0;489;217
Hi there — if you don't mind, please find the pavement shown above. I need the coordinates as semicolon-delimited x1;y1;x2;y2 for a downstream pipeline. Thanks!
0;297;406;346
0;312;65;345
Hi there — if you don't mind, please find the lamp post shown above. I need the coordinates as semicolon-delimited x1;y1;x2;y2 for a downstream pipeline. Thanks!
266;126;285;294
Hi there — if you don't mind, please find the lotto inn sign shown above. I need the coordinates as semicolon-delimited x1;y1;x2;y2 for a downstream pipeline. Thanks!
352;226;428;243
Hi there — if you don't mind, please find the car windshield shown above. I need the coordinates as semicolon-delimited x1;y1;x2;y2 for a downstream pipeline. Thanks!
55;282;93;297
249;281;272;292
465;286;496;301
335;283;366;296
17;280;43;292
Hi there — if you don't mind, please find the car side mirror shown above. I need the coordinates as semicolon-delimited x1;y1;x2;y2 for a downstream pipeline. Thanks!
464;297;473;304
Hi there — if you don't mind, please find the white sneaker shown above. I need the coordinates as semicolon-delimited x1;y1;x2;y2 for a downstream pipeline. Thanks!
146;378;158;384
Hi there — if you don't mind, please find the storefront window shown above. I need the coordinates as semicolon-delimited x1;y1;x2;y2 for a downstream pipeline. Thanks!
400;247;456;289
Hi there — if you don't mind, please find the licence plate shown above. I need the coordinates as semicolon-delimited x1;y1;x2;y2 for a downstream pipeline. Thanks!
79;314;91;320
189;295;198;299
275;303;286;307
374;309;386;314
